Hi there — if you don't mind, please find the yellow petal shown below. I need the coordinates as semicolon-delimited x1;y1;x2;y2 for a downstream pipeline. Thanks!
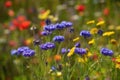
86;20;95;24
73;37;80;42
102;31;115;36
88;39;95;45
78;57;85;63
38;10;50;20
67;47;76;57
96;21;105;26
87;52;92;57
56;72;62;77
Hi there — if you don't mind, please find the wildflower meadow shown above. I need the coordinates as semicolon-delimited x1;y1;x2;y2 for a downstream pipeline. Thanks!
0;0;120;80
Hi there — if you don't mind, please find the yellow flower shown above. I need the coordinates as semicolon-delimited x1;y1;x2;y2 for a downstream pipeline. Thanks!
67;47;76;57
108;25;115;30
77;56;88;63
24;38;33;45
73;37;80;42
102;31;115;36
86;52;92;57
116;26;120;30
56;72;62;77
90;28;98;34
88;39;95;45
110;39;117;45
96;20;105;26
48;15;58;22
38;10;50;20
86;20;95;24
115;55;120;69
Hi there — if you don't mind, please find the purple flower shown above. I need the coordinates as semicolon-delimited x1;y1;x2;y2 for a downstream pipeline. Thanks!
61;48;67;54
53;35;64;42
75;42;80;47
75;48;86;55
11;46;35;57
51;66;56;71
67;49;70;52
55;23;65;30
80;30;91;38
69;27;74;33
45;19;51;25
44;24;56;31
100;48;113;56
61;21;73;27
40;42;55;50
41;31;52;36
17;47;29;55
11;50;18;55
97;29;103;35
22;50;35;57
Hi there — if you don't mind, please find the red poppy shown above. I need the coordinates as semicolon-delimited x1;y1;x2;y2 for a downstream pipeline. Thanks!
112;58;116;62
76;5;85;12
5;0;12;8
92;53;98;61
9;40;17;47
9;26;16;31
17;15;26;22
103;8;109;16
12;19;19;27
40;20;45;27
19;21;31;30
8;9;14;17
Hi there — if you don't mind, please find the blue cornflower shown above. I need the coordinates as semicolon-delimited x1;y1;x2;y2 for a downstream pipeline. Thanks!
22;49;35;57
53;35;64;42
45;19;51;25
39;44;48;50
67;49;70;52
75;48;86;55
55;23;65;30
45;42;55;49
100;48;113;56
75;42;80;47
80;30;91;38
69;27;74;33
97;29;103;35
44;24;56;31
17;46;29;55
51;66;56;71
11;46;35;57
61;48;67;54
11;49;18;55
61;21;73;28
40;42;55;50
41;31;52;36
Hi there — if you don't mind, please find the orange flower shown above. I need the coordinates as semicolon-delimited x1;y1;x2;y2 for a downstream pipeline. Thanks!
54;54;61;61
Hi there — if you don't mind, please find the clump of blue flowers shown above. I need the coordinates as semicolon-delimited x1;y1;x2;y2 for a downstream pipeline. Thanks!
100;48;113;56
74;48;87;55
41;31;52;36
11;46;35;57
53;35;64;42
55;21;73;30
40;42;55;50
44;24;56;32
